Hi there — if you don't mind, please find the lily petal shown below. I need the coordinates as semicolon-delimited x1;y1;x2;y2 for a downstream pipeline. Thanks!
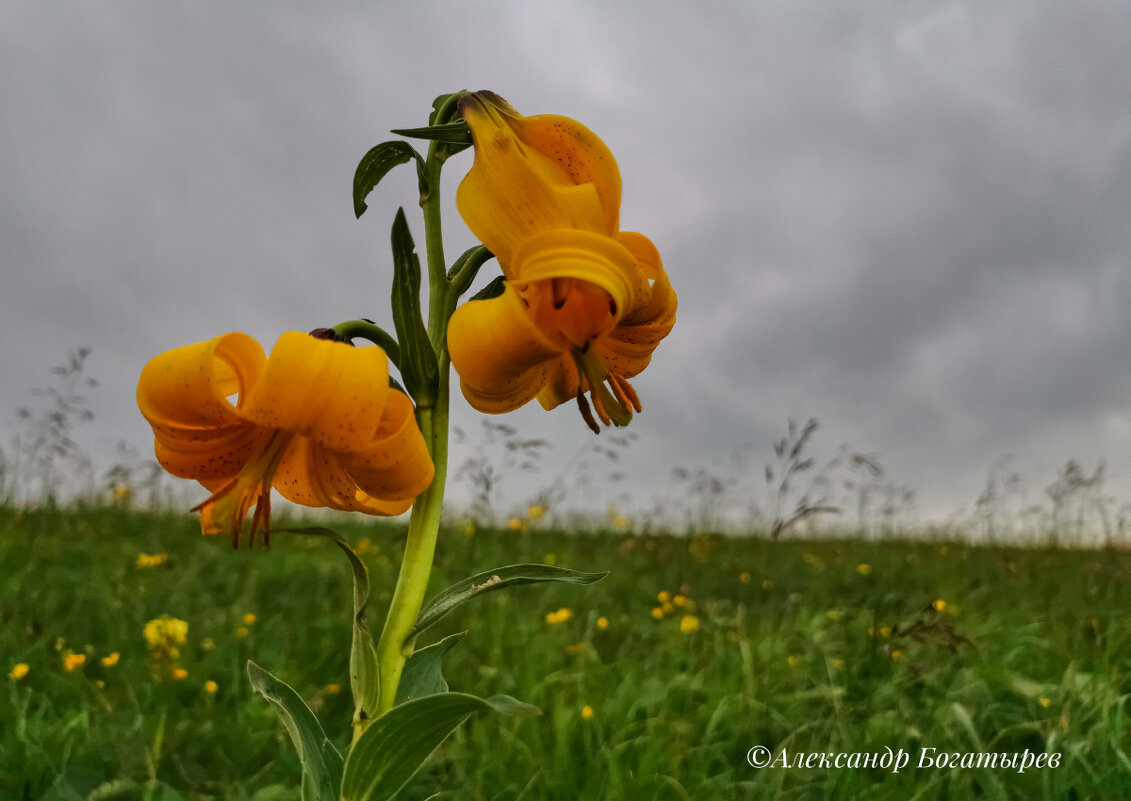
239;332;390;453
448;284;566;413
457;92;621;266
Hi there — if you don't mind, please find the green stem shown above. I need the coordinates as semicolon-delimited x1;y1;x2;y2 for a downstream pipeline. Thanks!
331;320;401;368
373;114;458;716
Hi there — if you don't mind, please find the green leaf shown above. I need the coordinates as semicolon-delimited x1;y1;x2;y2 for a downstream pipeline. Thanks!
395;631;466;706
390;121;472;146
409;564;608;642
340;692;537;801
353;141;423;219
469;275;506;302
390;208;439;406
246;661;343;801
278;527;381;740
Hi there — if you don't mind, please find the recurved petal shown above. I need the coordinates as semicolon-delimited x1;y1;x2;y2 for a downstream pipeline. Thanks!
616;232;677;327
337;390;435;501
138;333;272;479
457;93;619;266
238;332;390;453
448;284;566;414
536;354;581;411
138;332;265;431
272;436;413;516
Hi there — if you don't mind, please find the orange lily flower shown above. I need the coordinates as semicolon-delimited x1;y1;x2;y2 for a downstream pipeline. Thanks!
137;331;434;546
448;91;676;433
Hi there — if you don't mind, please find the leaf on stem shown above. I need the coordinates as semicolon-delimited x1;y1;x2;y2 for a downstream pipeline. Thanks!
353;141;424;219
340;692;538;801
395;630;466;706
247;661;344;801
409;564;607;642
390;208;439;407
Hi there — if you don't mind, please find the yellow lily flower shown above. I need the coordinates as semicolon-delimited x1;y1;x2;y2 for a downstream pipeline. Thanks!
448;91;676;432
137;331;434;545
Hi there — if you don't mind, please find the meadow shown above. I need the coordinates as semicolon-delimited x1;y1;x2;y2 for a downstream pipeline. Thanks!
3;503;1129;800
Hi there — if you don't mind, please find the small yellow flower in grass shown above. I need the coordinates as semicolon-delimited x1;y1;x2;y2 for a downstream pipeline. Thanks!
651;607;664;620
527;504;545;520
201;638;215;652
354;537;376;556
9;663;29;680
596;616;609;630
581;705;595;720
679;615;699;634
236;626;250;639
545;608;573;625
891;650;903;661
172;667;188;680
507;517;527;532
931;599;947;613
831;658;845;670
543;553;557;566
787;655;800;668
825;608;843;621
657;591;671;604
96;680;105;689
325;683;341;695
101;652;120;668
136;553;168;568
662;601;675;614
672;594;689;608
112;483;133;503
243;613;257;626
1038;697;1051;708
739;572;752;584
566;642;589;655
63;653;86;672
857;563;871;575
144;615;188;654
880;626;892;638
204;680;219;694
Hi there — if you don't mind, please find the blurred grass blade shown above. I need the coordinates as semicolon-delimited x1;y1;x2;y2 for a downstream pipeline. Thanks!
395;631;466;706
246;661;343;801
409;564;607;642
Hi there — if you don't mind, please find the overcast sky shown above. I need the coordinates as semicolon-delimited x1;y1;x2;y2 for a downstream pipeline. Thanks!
3;1;1130;531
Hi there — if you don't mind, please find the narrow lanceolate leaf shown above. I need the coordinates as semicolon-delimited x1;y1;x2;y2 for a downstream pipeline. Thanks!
395;631;466;706
340;692;538;801
353;141;423;218
469;274;506;302
409;564;607;642
246;661;343;801
389;121;472;145
390;208;439;406
279;527;381;740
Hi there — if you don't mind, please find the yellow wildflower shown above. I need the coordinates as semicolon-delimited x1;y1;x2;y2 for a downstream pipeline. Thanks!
144;615;188;654
672;594;688;608
651;607;664;620
596;616;609;630
543;553;557;566
507;517;527;532
739;572;752;584
891;650;903;661
63;653;86;672
581;705;595;720
172;667;188;680
242;613;257;626
9;663;29;680
527;504;545;520
101;652;120;668
657;591;671;604
566;642;589;655
680;615;699;634
880;626;892;638
201;638;215;652
857;563;871;575
236;626;250;639
1038;697;1051;708
204;680;219;694
325;683;341;694
831;658;845;670
662;601;674;614
931;599;947;612
136;552;168;568
787;655;800;668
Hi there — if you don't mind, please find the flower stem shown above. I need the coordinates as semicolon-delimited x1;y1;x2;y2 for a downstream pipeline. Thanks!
373;126;456;716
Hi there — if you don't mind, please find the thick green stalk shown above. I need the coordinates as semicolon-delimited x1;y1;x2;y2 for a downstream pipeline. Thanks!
373;144;453;716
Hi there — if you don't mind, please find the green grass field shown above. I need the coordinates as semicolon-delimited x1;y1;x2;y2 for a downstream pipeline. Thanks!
3;504;1129;800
